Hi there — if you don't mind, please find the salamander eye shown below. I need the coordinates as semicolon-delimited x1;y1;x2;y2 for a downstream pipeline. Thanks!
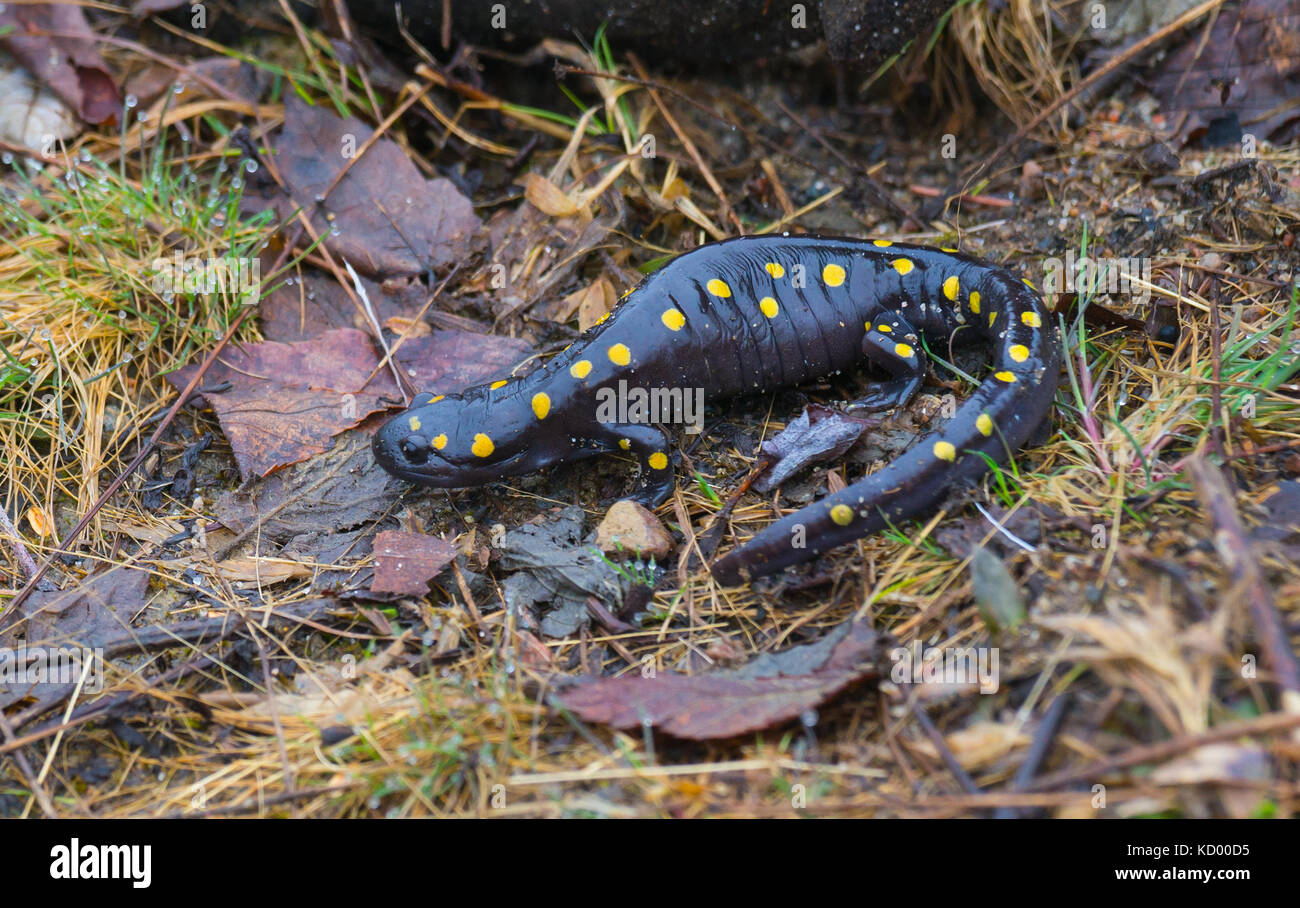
399;434;431;465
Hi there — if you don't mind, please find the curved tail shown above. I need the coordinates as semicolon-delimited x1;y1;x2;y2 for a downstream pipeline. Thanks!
710;270;1060;584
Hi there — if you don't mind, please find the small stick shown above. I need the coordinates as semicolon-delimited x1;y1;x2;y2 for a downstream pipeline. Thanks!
0;305;255;630
627;53;741;234
773;98;916;224
163;782;356;818
914;707;981;796
0;711;58;818
908;184;1012;208
1187;455;1300;722
0;221;308;628
1027;710;1300;792
2;647;224;754
760;158;795;219
992;694;1071;819
956;0;1228;201
0;502;39;580
1208;276;1227;458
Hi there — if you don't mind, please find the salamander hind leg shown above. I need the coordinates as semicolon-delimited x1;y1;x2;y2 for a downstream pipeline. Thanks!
599;423;675;507
847;315;925;412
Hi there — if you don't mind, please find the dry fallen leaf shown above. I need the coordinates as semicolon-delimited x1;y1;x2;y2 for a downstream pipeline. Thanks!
370;530;457;596
523;171;579;217
0;3;119;123
269;94;479;279
24;506;54;538
559;620;885;740
169;327;532;479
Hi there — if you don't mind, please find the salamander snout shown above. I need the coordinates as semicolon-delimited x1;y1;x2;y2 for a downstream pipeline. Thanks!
372;408;450;481
372;397;521;487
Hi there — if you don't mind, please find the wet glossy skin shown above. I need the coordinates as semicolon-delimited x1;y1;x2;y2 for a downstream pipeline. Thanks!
372;235;1060;583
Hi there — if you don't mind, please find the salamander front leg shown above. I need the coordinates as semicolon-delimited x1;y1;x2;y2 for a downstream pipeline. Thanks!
848;317;925;412
603;424;675;507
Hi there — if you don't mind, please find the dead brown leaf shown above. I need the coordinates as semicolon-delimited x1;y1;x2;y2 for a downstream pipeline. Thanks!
271;94;479;278
558;620;884;740
370;530;456;596
0;3;119;123
169;327;531;479
1152;0;1300;143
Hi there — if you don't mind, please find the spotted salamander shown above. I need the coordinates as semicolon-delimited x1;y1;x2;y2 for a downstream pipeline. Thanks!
372;235;1060;583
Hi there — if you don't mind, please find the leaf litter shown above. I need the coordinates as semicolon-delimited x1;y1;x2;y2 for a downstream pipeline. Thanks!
1;0;1299;817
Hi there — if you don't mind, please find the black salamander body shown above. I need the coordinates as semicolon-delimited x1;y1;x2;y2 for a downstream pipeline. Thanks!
372;235;1060;583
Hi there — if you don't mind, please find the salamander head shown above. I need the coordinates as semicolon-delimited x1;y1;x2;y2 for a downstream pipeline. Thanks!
371;391;531;487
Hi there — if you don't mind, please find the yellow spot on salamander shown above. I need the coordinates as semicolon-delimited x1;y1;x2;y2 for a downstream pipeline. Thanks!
706;278;732;297
969;292;981;315
490;380;508;389
472;433;494;457
988;311;997;327
995;371;1017;383
941;247;958;253
1023;278;1037;290
976;413;994;437
1021;311;1042;328
433;433;447;449
595;311;611;325
532;392;550;420
760;297;779;318
648;451;669;471
618;438;631;451
1008;344;1030;363
823;263;846;287
943;275;959;301
877;324;892;334
830;504;854;526
407;416;422;432
933;440;957;462
765;262;785;279
608;343;631;366
873;239;893;247
570;359;592;379
895;343;914;358
429;395;445;404
863;322;872;332
661;308;685;331
892;258;914;276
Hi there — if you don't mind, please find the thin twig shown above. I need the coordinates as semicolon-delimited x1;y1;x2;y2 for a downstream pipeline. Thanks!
627;53;741;234
0;502;39;580
914;707;981;796
0;711;58;818
1187;455;1300;720
0;305;256;630
163;782;357;818
956;0;1227;202
1027;709;1300;792
992;693;1071;819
